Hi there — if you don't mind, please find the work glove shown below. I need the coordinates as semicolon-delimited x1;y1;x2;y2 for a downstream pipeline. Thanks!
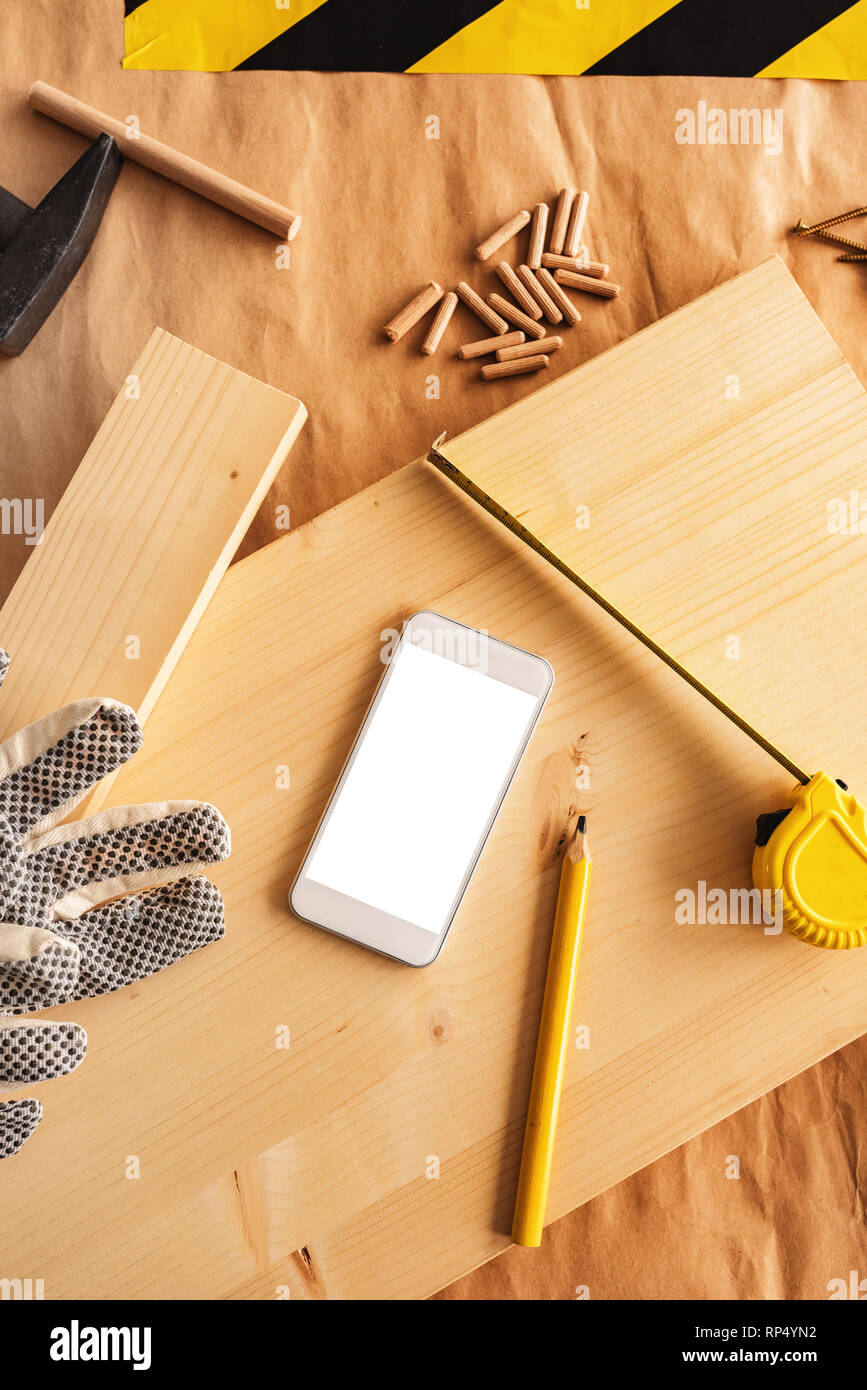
0;648;230;1157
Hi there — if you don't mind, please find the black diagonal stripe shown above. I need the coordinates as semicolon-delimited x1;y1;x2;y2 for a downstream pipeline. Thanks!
236;0;502;71
587;0;859;75
124;0;147;13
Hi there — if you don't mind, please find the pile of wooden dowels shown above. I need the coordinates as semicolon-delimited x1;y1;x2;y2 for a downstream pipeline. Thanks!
382;187;619;382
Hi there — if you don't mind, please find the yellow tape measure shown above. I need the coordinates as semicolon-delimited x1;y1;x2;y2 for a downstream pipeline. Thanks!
428;441;867;950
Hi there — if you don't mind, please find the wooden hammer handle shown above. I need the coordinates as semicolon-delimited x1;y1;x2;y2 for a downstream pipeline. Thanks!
28;81;301;241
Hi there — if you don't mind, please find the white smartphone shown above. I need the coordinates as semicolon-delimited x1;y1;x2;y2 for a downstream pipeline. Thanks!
289;611;553;966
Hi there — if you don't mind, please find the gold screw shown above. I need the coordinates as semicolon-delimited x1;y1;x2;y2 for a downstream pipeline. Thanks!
814;228;867;252
795;205;867;236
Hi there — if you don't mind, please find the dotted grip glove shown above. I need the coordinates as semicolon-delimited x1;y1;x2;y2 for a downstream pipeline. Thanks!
0;649;230;1158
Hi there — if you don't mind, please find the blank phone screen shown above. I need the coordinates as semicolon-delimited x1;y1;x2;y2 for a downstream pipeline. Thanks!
306;640;540;933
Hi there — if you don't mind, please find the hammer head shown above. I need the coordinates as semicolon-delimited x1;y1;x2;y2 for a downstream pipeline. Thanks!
0;133;122;356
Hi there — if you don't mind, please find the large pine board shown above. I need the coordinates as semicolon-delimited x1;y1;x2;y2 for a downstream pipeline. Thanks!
4;259;866;1300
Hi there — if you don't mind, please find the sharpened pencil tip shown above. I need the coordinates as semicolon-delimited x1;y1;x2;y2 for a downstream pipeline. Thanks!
566;815;590;863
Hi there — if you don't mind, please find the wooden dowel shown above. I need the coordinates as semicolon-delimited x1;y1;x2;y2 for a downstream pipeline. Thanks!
548;188;575;255
517;265;562;325
487;293;547;339
542;252;610;278
481;354;549;380
458;330;526;360
553;268;620;298
496;336;563;362
28;80;302;240
421;291;458;355
457;282;509;335
383;281;444;341
536;269;582;326
495;263;543;320
563;191;590;257
527;202;549;269
475;209;531;262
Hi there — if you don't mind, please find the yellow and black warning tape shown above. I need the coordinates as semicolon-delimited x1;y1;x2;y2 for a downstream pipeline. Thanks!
123;0;867;77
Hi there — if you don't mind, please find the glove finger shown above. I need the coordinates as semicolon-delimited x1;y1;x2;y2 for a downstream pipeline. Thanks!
0;648;8;690
56;875;225;1002
0;923;80;1014
0;1097;42;1158
0;817;26;920
24;802;230;923
0;1016;86;1094
0;698;141;841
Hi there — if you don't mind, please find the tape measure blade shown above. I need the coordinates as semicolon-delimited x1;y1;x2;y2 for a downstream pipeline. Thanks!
427;445;809;784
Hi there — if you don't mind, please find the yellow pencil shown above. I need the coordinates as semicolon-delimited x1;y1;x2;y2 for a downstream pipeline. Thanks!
511;815;592;1247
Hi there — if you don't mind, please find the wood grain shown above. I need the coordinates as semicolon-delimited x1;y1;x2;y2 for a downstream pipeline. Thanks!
0;327;306;741
5;258;867;1301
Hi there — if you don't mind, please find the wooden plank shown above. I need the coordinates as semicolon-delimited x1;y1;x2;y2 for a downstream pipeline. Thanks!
0;327;306;740
6;258;867;1300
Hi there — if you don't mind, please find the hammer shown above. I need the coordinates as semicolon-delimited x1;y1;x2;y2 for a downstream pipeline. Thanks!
0;134;121;355
1;82;303;355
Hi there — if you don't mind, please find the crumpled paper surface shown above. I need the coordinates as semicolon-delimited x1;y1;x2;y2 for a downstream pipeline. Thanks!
2;0;866;1300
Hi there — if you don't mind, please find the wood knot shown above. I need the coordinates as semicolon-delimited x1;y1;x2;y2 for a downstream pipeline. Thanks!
533;735;591;868
427;1005;455;1046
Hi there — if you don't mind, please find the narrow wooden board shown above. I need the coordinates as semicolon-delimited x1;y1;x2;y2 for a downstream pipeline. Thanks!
0;327;306;741
5;258;867;1301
